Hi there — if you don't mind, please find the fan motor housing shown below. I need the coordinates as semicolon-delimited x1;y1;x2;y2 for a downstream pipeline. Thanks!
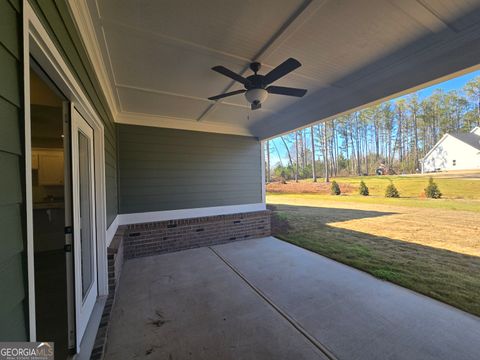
208;57;306;108
245;74;265;90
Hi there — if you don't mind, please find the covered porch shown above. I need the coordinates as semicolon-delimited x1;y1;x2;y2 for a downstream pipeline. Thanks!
2;0;480;359
104;237;480;360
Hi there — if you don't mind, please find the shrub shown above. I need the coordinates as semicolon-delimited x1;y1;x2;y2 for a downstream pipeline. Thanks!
359;180;369;196
330;180;341;195
425;177;442;199
385;183;400;198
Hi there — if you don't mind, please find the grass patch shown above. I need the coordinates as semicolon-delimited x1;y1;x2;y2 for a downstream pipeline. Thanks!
269;202;480;317
370;267;403;282
301;173;480;200
267;193;480;213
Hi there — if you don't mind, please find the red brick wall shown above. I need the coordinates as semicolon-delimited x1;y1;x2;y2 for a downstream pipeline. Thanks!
123;210;271;259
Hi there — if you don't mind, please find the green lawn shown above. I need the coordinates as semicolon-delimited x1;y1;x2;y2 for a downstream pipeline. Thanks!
267;194;480;317
267;193;480;212
305;174;480;199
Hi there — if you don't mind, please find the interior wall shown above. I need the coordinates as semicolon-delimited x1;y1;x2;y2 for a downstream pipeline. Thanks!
0;0;28;341
117;124;262;214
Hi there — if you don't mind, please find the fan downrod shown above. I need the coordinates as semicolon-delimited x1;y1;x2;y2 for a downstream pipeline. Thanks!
250;62;261;74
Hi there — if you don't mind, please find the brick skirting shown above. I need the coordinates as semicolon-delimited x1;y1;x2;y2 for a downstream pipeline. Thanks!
124;210;271;259
90;228;125;360
90;210;270;359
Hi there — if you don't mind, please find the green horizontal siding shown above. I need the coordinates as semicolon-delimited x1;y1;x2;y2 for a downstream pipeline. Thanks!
30;0;118;226
118;125;262;213
0;255;26;330
0;45;21;107
0;0;20;58
0;152;23;205
0;0;27;341
0;100;22;155
0;205;24;265
0;301;27;340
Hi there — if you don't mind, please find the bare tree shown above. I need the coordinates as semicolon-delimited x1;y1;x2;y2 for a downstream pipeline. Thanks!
295;131;299;182
266;140;271;182
280;136;294;179
323;123;329;182
270;76;480;177
310;126;317;182
272;140;284;167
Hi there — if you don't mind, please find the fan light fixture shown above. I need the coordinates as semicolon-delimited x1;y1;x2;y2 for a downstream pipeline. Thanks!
208;58;307;110
245;88;268;108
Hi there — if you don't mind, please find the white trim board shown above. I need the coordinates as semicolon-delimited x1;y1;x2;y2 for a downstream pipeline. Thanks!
23;2;36;340
116;203;267;226
106;215;119;247
116;112;254;137
25;1;109;344
67;0;119;118
261;140;266;203
66;1;256;138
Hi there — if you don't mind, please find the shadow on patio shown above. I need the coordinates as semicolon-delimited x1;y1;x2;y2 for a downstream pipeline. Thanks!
103;235;480;360
268;203;480;317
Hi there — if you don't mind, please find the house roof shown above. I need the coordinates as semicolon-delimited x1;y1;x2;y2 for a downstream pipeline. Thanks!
421;129;480;161
450;132;480;151
73;1;480;139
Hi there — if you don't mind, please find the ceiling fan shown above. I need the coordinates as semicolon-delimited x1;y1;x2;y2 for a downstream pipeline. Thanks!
208;58;307;110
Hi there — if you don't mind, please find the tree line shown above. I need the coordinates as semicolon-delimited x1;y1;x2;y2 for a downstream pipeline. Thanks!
266;77;480;181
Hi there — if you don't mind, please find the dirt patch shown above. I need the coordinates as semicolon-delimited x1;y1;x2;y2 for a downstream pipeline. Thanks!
269;196;480;256
268;197;480;317
267;181;356;194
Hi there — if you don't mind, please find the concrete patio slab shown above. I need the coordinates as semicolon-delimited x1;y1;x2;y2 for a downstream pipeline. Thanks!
212;237;480;360
104;246;328;360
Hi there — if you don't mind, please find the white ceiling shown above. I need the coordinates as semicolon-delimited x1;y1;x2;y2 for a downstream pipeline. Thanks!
82;0;480;139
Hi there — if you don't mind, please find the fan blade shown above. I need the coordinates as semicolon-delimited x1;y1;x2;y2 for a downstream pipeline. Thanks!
263;58;301;85
212;66;249;85
208;89;246;101
267;86;307;97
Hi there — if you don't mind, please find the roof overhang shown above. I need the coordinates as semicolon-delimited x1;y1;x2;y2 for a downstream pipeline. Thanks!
69;0;480;139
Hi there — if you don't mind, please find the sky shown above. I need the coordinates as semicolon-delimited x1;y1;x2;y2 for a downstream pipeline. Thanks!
401;69;480;100
269;69;480;166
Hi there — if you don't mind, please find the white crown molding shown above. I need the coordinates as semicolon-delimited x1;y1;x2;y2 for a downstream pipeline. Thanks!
63;2;258;137
67;0;119;118
116;111;254;136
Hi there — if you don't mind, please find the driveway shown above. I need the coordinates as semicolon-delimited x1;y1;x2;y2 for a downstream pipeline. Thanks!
105;237;480;360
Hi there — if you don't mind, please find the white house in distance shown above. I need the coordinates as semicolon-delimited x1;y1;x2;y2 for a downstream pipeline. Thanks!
421;127;480;173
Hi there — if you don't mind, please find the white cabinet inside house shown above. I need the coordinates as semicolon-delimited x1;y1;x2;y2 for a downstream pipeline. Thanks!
33;149;64;186
31;152;39;170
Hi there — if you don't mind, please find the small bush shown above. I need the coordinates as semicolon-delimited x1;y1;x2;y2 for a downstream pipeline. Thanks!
385;183;400;198
359;180;369;196
330;180;341;195
425;177;442;199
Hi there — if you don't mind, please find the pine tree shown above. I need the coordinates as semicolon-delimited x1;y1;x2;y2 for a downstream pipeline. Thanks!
385;183;400;198
359;180;369;196
425;177;442;199
330;180;341;195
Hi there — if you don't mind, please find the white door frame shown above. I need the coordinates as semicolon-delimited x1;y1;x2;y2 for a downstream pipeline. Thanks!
71;108;98;346
23;1;108;342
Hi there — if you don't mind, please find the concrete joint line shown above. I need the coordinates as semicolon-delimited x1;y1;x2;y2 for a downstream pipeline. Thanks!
209;246;338;360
